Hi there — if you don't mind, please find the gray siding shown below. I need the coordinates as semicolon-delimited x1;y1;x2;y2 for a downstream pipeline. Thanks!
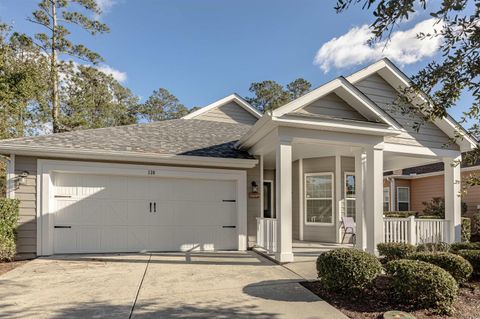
354;74;459;150
194;102;258;125
292;161;299;240
247;164;261;247
14;156;37;259
296;93;367;121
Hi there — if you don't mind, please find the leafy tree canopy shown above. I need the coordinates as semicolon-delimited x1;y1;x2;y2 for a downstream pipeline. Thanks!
246;78;312;112
139;88;189;122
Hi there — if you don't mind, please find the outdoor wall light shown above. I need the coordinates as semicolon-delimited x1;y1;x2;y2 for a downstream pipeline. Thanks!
249;181;260;198
16;171;29;187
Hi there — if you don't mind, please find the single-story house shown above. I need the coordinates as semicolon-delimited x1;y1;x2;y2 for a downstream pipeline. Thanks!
1;58;477;262
383;158;480;217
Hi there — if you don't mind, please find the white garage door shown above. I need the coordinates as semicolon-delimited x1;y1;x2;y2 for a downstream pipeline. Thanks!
52;172;238;254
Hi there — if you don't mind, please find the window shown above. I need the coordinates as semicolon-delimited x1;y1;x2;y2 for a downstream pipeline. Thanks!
263;180;275;218
344;173;355;220
397;187;410;211
305;173;334;225
383;187;390;211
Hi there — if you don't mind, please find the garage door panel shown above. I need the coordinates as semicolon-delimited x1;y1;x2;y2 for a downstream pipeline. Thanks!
101;226;128;251
53;173;238;254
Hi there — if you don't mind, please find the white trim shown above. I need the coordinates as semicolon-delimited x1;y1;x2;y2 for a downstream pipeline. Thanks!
298;158;304;240
263;180;274;218
6;154;14;199
396;186;410;211
335;155;342;242
259;154;264;218
304;172;335;226
37;159;248;256
347;58;477;151
0;145;257;169
182;93;262;120
390;178;396;211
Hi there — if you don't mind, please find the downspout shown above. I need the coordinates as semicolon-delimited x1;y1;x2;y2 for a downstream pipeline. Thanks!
386;176;396;211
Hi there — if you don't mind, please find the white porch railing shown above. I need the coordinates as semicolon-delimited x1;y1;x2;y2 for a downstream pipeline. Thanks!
383;216;449;245
256;217;277;253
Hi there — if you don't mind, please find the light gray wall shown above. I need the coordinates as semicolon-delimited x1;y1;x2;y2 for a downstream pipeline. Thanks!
296;92;366;121
14;156;37;259
246;164;261;247
354;73;459;150
194;102;258;125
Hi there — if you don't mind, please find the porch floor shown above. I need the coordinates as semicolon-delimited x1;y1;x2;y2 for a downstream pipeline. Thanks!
253;240;353;280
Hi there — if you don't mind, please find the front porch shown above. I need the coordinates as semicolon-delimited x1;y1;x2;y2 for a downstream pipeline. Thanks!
250;125;463;263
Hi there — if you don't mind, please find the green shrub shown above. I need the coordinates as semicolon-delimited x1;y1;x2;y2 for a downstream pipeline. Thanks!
385;259;458;313
316;248;382;291
407;252;472;283
383;211;416;218
0;198;20;261
416;242;450;253
377;242;416;261
462;217;471;242
456;250;480;276
472;213;480;235
450;242;480;252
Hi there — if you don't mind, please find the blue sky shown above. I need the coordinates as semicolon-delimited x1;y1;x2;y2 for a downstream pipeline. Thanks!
0;0;471;121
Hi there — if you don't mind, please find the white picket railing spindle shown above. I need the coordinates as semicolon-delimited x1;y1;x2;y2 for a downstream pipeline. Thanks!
256;217;277;253
383;217;448;245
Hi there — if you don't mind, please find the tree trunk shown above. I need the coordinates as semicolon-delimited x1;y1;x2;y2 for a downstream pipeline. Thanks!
51;0;60;133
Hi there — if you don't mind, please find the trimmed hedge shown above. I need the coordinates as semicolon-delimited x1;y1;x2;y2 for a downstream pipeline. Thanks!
456;250;480;276
449;242;480;252
0;198;20;261
383;211;417;218
462;217;471;242
416;242;450;253
407;252;472;283
316;248;382;291
377;242;416;261
385;259;458;313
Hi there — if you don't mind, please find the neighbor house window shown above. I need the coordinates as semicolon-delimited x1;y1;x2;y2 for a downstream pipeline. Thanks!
397;187;410;211
305;173;334;225
383;187;390;212
263;180;275;218
344;173;355;220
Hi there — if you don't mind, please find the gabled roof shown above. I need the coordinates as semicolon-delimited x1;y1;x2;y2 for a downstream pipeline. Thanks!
272;76;403;130
182;93;262;120
347;58;478;152
0;119;257;168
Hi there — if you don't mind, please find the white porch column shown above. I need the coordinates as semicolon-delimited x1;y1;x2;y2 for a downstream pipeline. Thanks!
259;154;264;218
335;155;342;243
354;150;366;250
275;140;294;262
365;145;384;255
444;155;462;243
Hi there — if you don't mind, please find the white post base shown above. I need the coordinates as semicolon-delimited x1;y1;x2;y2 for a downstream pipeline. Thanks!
275;252;295;263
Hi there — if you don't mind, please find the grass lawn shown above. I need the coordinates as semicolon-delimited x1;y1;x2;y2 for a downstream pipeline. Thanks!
302;276;480;319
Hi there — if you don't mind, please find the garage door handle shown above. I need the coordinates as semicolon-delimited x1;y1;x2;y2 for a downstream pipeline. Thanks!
222;226;236;228
54;226;71;229
153;202;156;213
54;195;72;198
149;202;152;213
222;200;236;202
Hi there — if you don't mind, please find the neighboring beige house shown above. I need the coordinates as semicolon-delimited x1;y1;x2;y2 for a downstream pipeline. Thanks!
384;160;480;217
1;58;477;263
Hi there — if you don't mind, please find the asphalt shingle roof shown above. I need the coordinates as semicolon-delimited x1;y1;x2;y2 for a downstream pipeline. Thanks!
0;119;254;159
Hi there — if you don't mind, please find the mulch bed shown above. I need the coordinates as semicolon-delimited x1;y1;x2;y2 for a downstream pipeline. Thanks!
0;260;29;276
301;276;480;319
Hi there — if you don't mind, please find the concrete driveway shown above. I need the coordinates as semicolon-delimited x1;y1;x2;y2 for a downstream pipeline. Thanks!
0;251;347;319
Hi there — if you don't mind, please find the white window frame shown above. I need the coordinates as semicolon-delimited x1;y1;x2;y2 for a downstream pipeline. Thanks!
397;186;410;211
383;187;390;212
304;172;334;226
344;172;355;219
262;180;274;218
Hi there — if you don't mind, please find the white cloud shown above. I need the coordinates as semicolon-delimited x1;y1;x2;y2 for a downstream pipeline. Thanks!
97;65;127;83
314;18;444;73
95;0;117;17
